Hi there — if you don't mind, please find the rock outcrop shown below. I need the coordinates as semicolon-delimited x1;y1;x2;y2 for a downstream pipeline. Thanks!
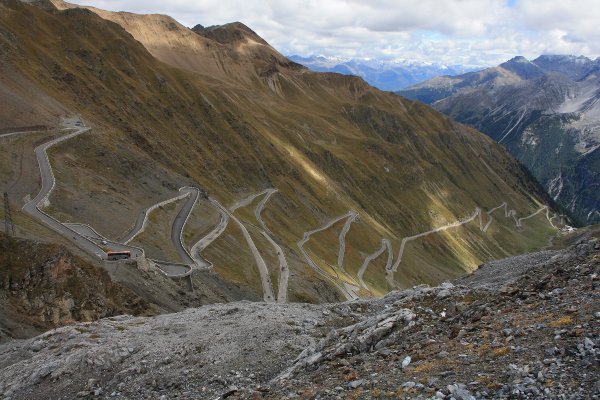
0;234;151;342
0;231;597;399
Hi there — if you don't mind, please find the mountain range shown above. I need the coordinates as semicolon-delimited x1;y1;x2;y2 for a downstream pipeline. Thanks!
0;0;559;314
398;55;600;225
287;55;477;91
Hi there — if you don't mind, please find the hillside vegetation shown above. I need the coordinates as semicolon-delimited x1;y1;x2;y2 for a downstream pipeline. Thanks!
0;0;558;302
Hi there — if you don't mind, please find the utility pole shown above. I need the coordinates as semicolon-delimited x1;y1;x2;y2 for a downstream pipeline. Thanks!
3;192;15;236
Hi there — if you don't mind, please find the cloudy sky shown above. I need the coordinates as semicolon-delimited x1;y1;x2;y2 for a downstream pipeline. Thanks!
79;0;600;67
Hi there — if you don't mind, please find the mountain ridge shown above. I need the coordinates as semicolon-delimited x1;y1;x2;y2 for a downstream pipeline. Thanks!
0;232;597;398
287;55;478;91
398;54;600;224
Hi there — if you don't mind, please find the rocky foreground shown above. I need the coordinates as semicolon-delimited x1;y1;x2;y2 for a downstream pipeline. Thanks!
0;236;598;399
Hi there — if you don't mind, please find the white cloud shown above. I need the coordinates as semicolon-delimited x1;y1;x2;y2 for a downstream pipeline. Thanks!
77;0;600;66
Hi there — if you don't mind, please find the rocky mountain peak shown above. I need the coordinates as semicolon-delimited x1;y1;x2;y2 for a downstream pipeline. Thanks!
192;21;269;46
499;56;545;80
533;54;595;81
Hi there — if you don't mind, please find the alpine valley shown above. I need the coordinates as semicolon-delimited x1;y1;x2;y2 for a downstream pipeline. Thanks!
0;0;559;333
398;55;600;225
1;1;599;399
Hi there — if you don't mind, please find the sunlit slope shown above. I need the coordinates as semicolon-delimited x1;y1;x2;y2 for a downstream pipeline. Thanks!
0;0;558;301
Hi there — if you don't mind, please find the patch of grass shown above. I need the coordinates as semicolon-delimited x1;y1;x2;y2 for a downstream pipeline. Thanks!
413;361;434;373
491;347;509;357
549;316;573;327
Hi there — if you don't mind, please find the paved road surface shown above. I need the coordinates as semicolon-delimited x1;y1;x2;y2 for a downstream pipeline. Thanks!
357;238;392;290
121;189;190;244
153;261;193;277
251;189;290;303
298;211;360;301
230;210;276;302
19;125;113;258
171;187;200;265
384;203;558;286
337;211;359;272
0;130;44;140
254;188;278;236
65;223;143;258
190;197;229;259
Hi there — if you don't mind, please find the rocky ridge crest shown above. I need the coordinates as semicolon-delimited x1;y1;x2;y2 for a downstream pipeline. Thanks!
0;233;598;399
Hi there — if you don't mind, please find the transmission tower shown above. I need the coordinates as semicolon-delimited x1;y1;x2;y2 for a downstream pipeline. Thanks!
3;192;15;236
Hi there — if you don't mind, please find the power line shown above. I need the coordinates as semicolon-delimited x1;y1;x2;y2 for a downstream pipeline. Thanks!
3;192;15;236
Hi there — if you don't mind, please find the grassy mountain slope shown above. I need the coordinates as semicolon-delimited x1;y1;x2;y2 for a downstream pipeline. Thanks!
0;0;558;302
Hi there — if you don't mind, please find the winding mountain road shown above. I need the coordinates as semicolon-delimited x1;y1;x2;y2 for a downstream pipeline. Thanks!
298;211;361;301
121;189;191;244
337;211;359;272
190;197;230;259
65;223;143;258
252;189;289;303
228;195;276;302
230;189;273;212
0;129;45;140
170;187;202;265
7;123;195;278
189;190;285;301
254;189;278;236
383;203;559;286
17;124;118;258
357;238;392;290
4;122;563;297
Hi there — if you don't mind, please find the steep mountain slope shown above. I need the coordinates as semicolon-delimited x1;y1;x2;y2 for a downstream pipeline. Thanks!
0;0;558;303
0;233;151;342
288;55;476;91
399;55;600;224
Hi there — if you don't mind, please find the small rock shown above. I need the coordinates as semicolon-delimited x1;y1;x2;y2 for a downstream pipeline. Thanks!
447;383;476;400
437;350;449;359
222;386;239;398
347;379;364;389
401;356;411;368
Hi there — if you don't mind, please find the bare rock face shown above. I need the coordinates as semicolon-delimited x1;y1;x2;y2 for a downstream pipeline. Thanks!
0;233;598;399
0;234;150;341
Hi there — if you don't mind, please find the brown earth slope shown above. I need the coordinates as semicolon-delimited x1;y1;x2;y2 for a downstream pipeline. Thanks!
0;0;559;301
